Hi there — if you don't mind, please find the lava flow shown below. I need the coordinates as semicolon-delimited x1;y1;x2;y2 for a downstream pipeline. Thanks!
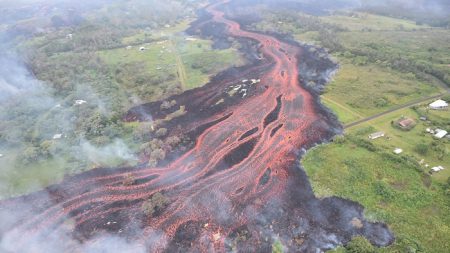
0;0;394;252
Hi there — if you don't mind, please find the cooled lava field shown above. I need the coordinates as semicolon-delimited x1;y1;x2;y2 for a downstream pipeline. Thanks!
0;0;394;252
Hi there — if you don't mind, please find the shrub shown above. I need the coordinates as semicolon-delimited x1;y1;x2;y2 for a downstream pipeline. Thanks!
414;143;429;155
155;128;168;137
142;192;169;217
345;236;375;253
122;173;136;186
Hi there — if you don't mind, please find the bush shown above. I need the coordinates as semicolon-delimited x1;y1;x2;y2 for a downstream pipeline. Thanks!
155;128;168;137
414;143;429;156
122;173;136;186
345;236;375;253
142;192;169;217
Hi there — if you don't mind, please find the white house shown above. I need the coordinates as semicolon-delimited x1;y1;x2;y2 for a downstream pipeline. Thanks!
368;132;385;140
74;100;87;105
393;148;403;154
429;99;448;110
431;166;445;172
434;129;448;139
53;134;63;140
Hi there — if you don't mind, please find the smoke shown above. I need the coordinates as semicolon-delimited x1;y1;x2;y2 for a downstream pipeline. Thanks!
81;139;138;166
0;54;46;102
1;226;148;253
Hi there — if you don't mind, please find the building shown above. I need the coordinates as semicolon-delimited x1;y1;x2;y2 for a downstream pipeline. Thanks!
397;118;415;130
74;100;87;105
53;134;63;140
431;166;445;172
368;132;385;140
434;129;448;139
0;154;3;158
429;99;448;110
393;148;403;154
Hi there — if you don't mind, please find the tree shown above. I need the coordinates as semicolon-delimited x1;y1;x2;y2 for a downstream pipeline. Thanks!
155;128;168;137
345;236;375;253
22;147;40;162
142;192;169;216
122;173;136;186
166;136;181;148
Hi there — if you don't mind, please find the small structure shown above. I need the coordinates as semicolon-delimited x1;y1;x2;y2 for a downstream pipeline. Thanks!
53;134;63;140
126;46;132;50
66;33;73;39
250;79;261;84
393;148;403;154
419;116;427;121
185;37;197;41
431;166;445;172
0;154;3;158
434;129;448;139
397;117;416;130
429;99;448;110
368;132;385;140
139;47;146;51
74;100;87;105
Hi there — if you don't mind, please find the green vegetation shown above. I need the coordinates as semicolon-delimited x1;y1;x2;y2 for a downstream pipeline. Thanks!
322;62;440;122
320;12;428;31
303;132;450;252
142;192;169;217
344;236;375;253
272;239;284;253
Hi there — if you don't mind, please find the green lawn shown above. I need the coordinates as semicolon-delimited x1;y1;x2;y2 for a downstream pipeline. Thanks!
323;61;442;119
99;36;243;92
345;105;449;182
320;12;429;31
303;135;450;253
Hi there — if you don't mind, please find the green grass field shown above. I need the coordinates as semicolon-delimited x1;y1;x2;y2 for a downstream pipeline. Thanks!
322;61;443;122
345;105;450;182
302;137;450;252
99;35;242;92
320;12;429;31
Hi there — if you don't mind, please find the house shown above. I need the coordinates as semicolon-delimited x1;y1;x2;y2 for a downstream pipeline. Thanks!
397;118;415;130
434;129;448;139
126;46;132;50
74;100;87;105
53;134;63;140
419;116;427;121
66;33;73;39
429;99;448;110
368;132;385;140
139;47;146;51
393;148;403;154
431;166;445;172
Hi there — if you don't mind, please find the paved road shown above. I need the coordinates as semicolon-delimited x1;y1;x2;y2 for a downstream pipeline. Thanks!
344;92;449;129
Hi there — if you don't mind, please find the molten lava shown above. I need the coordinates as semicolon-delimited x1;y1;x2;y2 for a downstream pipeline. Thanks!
0;1;393;252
